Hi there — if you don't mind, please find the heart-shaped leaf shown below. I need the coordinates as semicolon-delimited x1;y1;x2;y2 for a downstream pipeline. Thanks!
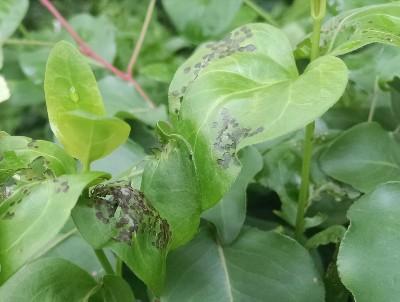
338;182;400;301
172;23;348;210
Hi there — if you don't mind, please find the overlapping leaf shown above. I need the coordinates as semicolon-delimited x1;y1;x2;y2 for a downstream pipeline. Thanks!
44;41;130;169
338;182;400;302
296;3;400;57
321;122;400;192
0;258;135;302
160;227;324;302
0;172;105;283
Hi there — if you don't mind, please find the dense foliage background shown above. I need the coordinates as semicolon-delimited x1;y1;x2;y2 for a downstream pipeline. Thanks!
1;0;400;301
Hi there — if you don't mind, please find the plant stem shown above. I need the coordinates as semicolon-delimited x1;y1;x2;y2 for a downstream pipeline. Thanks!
127;0;156;78
94;249;115;275
39;0;155;108
243;0;278;26
4;38;54;47
294;0;325;241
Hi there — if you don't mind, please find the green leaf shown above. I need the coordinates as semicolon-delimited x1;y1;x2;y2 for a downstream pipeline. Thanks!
202;146;263;244
162;0;243;43
92;139;146;177
44;41;130;168
0;134;77;177
89;275;136;302
0;258;99;301
98;75;167;127
160;227;324;302
0;0;29;43
0;172;104;283
321;122;400;192
56;111;130;168
171;23;347;210
68;14;116;63
142;140;201;250
141;23;347;253
72;181;171;296
306;225;346;249
338;182;400;301
296;3;400;57
43;232;104;276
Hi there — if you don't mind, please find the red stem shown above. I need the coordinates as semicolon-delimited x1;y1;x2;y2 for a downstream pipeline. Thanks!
39;0;155;108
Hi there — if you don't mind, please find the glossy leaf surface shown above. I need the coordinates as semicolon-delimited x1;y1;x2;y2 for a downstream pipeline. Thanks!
44;41;130;168
171;23;348;210
338;182;400;302
0;172;104;283
321;122;400;192
160;227;324;302
0;258;98;301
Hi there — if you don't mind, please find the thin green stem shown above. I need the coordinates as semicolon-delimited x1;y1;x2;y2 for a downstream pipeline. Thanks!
243;0;278;26
4;38;54;47
295;0;325;241
126;0;156;77
94;249;115;275
310;18;322;61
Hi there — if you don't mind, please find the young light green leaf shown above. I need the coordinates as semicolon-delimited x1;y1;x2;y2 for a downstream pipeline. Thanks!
172;23;347;210
0;172;105;283
321;122;400;192
44;41;130;169
338;182;400;302
160;227;324;302
56;111;130;168
202;146;263;244
296;3;400;57
0;258;99;302
0;0;29;43
162;0;243;43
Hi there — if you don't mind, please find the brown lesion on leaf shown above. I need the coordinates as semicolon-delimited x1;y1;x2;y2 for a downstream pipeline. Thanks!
213;108;264;169
90;181;171;249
